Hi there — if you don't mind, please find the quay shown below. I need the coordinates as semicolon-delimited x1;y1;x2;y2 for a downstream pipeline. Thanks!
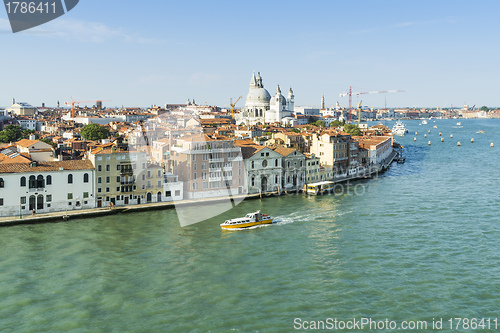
0;149;399;228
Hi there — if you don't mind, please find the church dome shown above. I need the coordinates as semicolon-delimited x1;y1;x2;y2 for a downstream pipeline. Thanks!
246;87;271;106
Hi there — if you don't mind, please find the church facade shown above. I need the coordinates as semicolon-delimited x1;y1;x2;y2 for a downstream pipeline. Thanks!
236;72;294;125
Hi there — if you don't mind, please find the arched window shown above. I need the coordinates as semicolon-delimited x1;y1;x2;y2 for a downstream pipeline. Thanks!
46;175;52;185
0;178;4;188
20;176;26;187
68;174;73;184
251;161;254;169
37;175;44;188
29;175;36;189
83;173;89;183
251;177;255;187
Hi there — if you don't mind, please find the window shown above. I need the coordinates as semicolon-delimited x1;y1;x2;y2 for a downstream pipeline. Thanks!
68;193;73;200
21;176;26;187
29;175;36;188
97;165;102;172
117;165;121;171
116;187;120;191
37;175;44;188
98;188;102;193
157;181;161;187
84;173;89;183
106;176;110;183
0;178;3;188
106;187;110;192
21;197;26;204
97;156;102;161
68;174;73;184
83;192;89;198
46;195;52;202
98;177;102;184
46;175;52;185
175;190;180;196
106;165;110;172
116;176;120;182
251;161;254;169
166;191;171;197
0;198;3;206
142;174;145;181
157;170;161;177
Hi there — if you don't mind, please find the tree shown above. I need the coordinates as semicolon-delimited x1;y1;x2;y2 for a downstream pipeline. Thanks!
80;124;110;140
315;120;326;128
344;124;362;136
0;125;34;143
329;120;342;128
480;106;489;111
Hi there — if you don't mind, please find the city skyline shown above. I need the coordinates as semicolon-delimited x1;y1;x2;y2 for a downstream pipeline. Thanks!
1;0;499;109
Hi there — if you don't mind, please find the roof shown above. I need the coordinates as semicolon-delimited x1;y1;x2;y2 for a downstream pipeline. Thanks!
16;139;41;148
272;146;297;157
0;160;94;174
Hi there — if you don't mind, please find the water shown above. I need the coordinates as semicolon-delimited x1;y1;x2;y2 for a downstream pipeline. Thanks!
1;119;499;332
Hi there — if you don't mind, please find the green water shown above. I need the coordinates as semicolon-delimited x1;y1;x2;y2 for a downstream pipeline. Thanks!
1;119;500;332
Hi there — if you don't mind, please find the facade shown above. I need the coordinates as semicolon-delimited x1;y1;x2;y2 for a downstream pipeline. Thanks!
0;160;95;217
310;130;351;173
170;133;246;199
239;145;284;194
273;147;306;192
87;146;159;207
355;136;393;166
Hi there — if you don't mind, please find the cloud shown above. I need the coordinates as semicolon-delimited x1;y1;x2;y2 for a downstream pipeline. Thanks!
15;18;162;43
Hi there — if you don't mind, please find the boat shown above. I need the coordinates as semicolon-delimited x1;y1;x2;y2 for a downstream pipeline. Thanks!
477;130;485;134
304;181;335;195
392;120;407;137
433;125;438;129
220;211;274;229
456;122;461;126
422;119;428;124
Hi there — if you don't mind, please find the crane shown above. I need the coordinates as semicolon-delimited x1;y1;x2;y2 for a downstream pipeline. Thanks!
230;95;242;119
357;100;362;126
340;86;405;122
65;97;111;118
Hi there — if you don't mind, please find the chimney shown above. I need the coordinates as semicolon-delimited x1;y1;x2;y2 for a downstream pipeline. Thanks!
29;134;36;140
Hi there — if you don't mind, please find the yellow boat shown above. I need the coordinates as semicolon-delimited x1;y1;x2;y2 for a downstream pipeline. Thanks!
220;211;273;229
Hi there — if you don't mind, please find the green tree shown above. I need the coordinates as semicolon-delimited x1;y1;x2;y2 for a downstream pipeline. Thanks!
344;124;362;136
289;128;300;133
329;120;342;128
315;120;326;128
80;124;110;140
0;125;34;143
480;106;489;111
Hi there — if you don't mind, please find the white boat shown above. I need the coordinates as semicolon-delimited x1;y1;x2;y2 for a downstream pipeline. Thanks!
456;122;461;126
392;120;407;137
422;119;428;124
304;181;335;195
220;211;274;229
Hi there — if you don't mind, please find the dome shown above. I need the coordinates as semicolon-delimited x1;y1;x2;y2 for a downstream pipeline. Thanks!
245;87;271;107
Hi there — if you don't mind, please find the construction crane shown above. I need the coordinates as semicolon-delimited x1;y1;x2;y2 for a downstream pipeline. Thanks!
230;95;242;119
65;97;111;118
357;100;362;126
340;86;405;122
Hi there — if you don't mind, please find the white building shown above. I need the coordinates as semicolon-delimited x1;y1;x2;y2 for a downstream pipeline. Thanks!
163;173;184;201
0;160;95;217
237;72;295;125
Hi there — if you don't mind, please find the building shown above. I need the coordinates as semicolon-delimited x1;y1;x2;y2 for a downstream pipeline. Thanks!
273;147;306;192
310;130;351;174
16;139;55;162
0;160;95;217
87;144;163;207
6;102;37;116
236;72;294;125
170;133;246;199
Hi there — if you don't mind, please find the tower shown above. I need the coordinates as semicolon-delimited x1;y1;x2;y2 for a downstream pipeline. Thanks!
287;87;294;113
321;94;325;109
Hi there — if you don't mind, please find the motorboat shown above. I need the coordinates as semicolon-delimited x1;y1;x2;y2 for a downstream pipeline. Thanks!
220;211;274;229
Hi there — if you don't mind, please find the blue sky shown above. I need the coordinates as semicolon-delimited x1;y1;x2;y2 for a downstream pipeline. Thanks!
1;0;499;109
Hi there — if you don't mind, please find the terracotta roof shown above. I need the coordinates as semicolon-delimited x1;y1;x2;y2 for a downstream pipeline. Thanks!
272;146;297;157
16;139;40;147
0;160;94;173
239;145;266;159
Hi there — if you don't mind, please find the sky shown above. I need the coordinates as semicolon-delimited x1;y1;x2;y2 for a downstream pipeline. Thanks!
1;0;500;109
